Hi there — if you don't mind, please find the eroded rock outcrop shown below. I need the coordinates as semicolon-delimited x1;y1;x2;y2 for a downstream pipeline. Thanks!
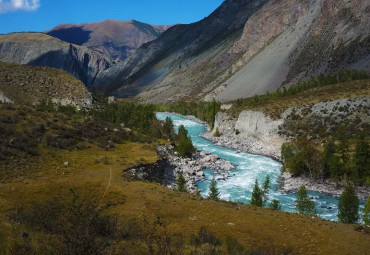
0;33;112;86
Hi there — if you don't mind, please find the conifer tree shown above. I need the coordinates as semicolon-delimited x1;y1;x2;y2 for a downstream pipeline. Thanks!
296;185;316;216
338;183;359;224
262;175;270;205
208;178;220;200
363;197;370;227
353;133;370;183
250;179;263;207
176;171;187;192
176;125;195;158
336;126;349;165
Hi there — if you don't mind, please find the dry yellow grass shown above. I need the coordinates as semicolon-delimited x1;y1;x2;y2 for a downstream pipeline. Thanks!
0;139;369;254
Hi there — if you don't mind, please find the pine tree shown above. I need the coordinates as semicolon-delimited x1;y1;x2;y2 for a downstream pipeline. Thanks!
322;140;336;179
213;127;221;137
337;126;349;165
194;188;202;198
363;197;370;227
176;125;195;158
176;171;187;192
296;185;316;216
269;199;282;211
353;133;370;183
250;179;263;207
338;183;359;224
163;117;175;140
208;178;220;200
262;175;270;205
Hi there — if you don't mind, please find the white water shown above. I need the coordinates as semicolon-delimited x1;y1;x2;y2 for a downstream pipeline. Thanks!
157;113;365;221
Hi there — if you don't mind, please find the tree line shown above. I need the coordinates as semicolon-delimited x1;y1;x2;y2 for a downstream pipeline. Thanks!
281;131;370;185
233;69;369;108
156;100;221;128
176;174;370;226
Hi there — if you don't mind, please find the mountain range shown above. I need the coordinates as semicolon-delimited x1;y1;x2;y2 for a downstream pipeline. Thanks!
96;0;370;103
0;0;369;103
47;19;171;61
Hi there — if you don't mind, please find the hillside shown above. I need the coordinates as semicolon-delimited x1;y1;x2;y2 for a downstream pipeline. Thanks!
47;19;171;61
94;0;370;103
0;62;92;108
0;104;369;254
0;33;112;86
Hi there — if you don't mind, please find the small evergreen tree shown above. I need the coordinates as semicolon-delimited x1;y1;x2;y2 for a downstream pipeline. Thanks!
176;172;187;192
353;134;370;183
296;185;316;216
163;117;175;140
213;127;221;137
250;179;263;207
269;199;282;211
322;140;336;179
262;175;270;205
176;125;196;158
194;188;202;198
336;126;349;165
208;178;220;200
338;183;359;224
363;197;370;227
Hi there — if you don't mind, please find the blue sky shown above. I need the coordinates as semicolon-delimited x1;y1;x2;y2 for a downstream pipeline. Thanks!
0;0;224;34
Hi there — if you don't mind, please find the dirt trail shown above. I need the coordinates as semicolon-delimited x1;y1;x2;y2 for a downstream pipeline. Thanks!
98;165;112;208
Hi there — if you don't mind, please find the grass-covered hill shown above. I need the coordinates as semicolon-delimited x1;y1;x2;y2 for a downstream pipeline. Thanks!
0;102;369;254
0;62;92;108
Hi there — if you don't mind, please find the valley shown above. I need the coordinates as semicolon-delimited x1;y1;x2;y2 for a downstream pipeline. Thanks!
0;0;369;254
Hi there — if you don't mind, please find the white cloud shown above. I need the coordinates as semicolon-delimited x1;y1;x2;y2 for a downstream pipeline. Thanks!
0;0;40;14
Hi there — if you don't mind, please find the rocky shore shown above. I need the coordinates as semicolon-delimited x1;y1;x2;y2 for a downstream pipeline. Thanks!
197;111;369;200
127;145;235;193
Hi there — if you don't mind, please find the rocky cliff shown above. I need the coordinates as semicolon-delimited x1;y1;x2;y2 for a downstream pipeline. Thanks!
47;20;171;61
0;33;113;86
0;61;92;108
204;110;284;159
96;0;370;103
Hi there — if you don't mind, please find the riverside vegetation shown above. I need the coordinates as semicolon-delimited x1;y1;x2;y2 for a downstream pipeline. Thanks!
1;80;370;253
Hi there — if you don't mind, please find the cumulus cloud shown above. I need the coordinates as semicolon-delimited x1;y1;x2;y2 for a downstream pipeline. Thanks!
0;0;40;14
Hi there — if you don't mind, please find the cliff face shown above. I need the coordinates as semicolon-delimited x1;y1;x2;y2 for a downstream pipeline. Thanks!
0;33;113;86
98;0;370;103
47;20;171;61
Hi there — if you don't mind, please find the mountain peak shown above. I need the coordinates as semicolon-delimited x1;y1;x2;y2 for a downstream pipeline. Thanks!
47;19;171;61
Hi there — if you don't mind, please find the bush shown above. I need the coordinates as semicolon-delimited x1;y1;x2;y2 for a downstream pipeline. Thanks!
15;190;117;255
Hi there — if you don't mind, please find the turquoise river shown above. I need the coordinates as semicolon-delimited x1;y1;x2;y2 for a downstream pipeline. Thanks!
157;113;365;221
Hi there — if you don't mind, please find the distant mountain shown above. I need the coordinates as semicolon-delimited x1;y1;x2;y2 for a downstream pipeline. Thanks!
0;33;112;86
0;61;92;108
95;0;370;103
47;19;171;61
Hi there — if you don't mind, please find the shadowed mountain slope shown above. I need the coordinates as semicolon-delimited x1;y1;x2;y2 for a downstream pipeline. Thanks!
47;19;171;61
96;0;370;103
0;33;113;86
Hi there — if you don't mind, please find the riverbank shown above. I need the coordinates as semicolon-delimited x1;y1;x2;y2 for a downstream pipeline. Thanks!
127;145;235;193
170;111;369;200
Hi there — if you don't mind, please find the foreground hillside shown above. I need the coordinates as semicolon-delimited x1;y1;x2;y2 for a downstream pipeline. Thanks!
0;33;112;85
0;62;92;108
0;103;369;254
95;0;370;103
47;19;171;61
